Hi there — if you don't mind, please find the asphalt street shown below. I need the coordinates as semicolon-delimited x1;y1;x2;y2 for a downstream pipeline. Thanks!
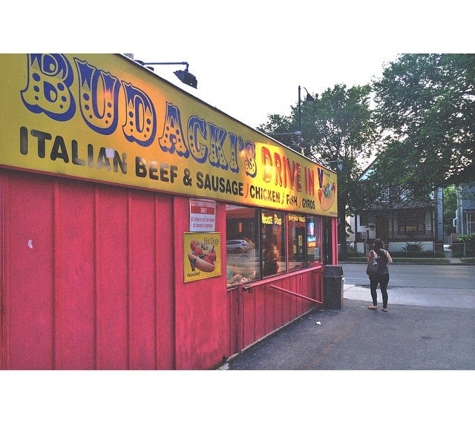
342;262;475;309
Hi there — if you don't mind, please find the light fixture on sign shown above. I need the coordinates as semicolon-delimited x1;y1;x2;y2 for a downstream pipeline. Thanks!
135;60;198;89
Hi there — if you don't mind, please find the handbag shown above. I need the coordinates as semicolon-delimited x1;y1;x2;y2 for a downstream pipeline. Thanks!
366;250;379;275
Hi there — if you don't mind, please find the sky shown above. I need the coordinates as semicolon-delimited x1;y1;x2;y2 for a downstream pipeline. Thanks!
5;1;474;130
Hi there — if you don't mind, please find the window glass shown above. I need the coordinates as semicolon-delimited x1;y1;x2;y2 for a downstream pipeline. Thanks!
306;216;322;265
398;213;425;235
468;211;475;234
261;210;286;277
288;214;306;271
226;205;323;286
226;205;259;287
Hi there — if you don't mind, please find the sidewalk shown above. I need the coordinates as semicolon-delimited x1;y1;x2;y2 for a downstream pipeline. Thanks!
344;283;475;309
225;279;475;370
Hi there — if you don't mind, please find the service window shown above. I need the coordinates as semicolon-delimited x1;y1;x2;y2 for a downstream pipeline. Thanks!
306;216;322;266
226;205;259;286
226;205;322;287
261;209;286;277
288;213;306;271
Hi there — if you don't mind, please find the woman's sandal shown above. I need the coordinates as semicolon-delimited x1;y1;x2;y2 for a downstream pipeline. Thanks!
382;308;388;312
368;305;377;310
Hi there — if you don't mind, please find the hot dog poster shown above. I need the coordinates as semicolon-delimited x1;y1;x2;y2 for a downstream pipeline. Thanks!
184;232;221;282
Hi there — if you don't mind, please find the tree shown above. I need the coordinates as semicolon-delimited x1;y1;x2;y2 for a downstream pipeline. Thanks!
259;84;377;259
257;113;304;152
305;84;377;259
372;54;475;190
443;185;457;236
257;113;293;138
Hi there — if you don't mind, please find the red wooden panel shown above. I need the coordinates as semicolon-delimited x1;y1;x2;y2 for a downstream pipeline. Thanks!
128;191;157;369
304;277;312;310
236;268;322;351
55;180;96;369
173;197;230;369
282;278;293;325
227;288;240;356
293;276;303;318
292;276;300;317
4;172;55;369
155;195;175;369
95;186;129;369
273;285;284;330
292;276;300;320
264;284;276;333
242;289;257;348
254;285;266;340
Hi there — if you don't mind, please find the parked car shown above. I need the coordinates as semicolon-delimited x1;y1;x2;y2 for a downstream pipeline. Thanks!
226;239;252;254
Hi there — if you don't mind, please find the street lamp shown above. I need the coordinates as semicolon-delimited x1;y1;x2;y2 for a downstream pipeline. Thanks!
267;85;314;154
135;60;198;89
297;85;314;145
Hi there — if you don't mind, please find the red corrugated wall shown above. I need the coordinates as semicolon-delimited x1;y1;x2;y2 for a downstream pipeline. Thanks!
171;197;230;370
0;168;323;369
0;169;230;370
226;270;322;356
240;272;320;349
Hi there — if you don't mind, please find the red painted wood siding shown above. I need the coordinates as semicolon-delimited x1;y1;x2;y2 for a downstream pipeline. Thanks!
0;168;324;369
227;270;322;354
172;198;230;370
0;170;176;369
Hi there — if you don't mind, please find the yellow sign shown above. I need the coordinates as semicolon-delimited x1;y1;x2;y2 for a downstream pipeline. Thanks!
0;54;337;216
184;232;221;282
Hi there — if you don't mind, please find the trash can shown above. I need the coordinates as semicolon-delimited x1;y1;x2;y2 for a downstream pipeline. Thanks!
323;265;344;309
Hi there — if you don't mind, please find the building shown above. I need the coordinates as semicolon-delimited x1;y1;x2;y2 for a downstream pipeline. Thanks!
0;54;339;369
453;184;475;235
348;160;443;254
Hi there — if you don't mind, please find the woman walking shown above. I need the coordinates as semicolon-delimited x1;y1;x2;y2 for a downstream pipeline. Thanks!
367;238;393;312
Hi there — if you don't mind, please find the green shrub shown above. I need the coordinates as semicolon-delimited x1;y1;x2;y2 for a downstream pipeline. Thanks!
391;250;445;258
456;234;475;243
402;242;423;253
347;246;365;257
456;234;475;257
